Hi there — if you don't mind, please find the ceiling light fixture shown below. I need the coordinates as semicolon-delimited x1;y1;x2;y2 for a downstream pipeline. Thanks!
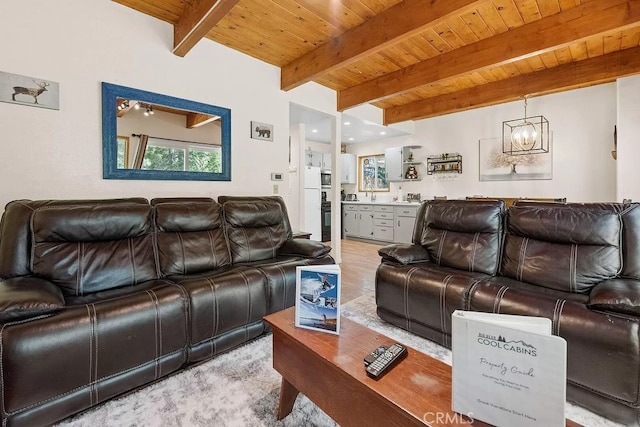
380;131;386;135
502;96;549;155
344;121;350;126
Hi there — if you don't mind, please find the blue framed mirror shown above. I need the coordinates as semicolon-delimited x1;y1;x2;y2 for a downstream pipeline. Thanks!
102;82;231;181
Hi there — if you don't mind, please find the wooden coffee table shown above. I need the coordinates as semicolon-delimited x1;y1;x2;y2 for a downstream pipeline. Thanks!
264;307;581;426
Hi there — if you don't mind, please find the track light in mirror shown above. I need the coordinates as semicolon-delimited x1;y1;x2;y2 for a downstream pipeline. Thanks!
502;96;549;155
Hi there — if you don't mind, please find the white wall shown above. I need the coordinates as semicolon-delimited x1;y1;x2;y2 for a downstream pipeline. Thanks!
343;83;618;203
617;75;640;202
0;0;336;212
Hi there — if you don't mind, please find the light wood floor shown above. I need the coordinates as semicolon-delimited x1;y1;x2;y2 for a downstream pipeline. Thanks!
335;239;385;304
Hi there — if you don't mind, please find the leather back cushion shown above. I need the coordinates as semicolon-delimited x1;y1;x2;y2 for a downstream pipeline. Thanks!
30;204;157;296
223;201;286;263
154;200;231;275
0;198;148;279
418;200;505;275
613;203;640;279
218;195;293;239
502;206;622;293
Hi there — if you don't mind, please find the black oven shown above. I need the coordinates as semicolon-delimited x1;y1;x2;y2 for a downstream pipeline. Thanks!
321;201;331;242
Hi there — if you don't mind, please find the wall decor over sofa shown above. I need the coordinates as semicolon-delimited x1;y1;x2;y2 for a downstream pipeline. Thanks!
376;199;640;425
102;82;231;181
479;136;552;181
0;196;334;426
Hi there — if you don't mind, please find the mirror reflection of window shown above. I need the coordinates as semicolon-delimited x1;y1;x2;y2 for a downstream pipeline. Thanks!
137;137;222;172
117;98;222;172
116;136;129;169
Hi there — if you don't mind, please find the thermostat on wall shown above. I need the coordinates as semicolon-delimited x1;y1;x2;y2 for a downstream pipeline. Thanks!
271;173;283;181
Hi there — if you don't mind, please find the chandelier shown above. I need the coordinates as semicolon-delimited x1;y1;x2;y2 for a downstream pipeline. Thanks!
502;97;549;155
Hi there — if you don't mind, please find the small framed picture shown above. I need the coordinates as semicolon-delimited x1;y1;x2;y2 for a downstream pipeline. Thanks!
250;121;273;141
295;265;341;335
0;71;59;110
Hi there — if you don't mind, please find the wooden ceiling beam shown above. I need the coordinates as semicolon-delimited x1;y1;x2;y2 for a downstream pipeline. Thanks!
173;0;240;57
186;112;219;129
340;0;640;111
383;45;640;124
280;0;491;91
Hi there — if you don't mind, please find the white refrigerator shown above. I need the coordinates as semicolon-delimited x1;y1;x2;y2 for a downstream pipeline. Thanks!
304;166;322;241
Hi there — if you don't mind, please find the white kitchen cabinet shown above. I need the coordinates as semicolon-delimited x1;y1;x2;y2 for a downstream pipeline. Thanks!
340;153;357;184
373;206;394;241
357;205;374;239
384;146;422;182
343;205;359;237
384;147;403;181
306;150;323;167
322;152;332;171
394;205;419;243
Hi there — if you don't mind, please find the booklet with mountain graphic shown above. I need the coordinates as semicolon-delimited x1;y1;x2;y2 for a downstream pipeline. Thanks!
451;310;567;427
295;265;341;335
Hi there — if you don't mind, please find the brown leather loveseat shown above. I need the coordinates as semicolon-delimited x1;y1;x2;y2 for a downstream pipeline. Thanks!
0;196;333;426
376;199;640;425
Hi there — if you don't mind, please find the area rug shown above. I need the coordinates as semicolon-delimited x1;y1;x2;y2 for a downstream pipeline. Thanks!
58;293;622;426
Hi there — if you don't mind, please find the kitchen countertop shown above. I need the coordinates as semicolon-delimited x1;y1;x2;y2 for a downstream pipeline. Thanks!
341;201;423;206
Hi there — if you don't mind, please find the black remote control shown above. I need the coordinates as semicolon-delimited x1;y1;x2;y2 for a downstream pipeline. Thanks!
364;345;388;367
365;343;407;379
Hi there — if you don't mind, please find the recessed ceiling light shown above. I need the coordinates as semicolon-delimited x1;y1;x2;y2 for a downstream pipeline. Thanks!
312;129;318;133
380;131;386;135
348;137;354;141
344;121;351;125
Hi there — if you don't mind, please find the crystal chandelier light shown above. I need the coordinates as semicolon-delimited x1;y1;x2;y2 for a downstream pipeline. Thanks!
502;97;549;155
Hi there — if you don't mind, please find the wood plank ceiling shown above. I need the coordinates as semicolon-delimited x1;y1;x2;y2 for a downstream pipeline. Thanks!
114;0;640;124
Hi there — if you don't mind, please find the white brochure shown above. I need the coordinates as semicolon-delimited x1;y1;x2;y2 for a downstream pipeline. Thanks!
451;310;567;427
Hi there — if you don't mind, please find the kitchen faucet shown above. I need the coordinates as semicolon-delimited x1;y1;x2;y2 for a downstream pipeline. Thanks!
366;182;376;201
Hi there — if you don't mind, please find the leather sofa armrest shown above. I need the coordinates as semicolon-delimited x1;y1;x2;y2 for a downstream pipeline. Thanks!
588;279;640;316
278;239;332;258
378;244;430;265
0;276;65;322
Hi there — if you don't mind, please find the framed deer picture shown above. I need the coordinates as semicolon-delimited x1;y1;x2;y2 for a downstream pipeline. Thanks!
0;71;59;110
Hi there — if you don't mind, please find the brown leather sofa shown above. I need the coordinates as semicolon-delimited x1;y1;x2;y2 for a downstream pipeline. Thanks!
376;199;640;425
0;196;333;426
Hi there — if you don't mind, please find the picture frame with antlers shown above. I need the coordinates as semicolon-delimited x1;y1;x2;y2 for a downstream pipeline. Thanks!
0;71;59;110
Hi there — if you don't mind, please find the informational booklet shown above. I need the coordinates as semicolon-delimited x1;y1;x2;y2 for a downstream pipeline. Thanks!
451;310;567;427
295;265;341;335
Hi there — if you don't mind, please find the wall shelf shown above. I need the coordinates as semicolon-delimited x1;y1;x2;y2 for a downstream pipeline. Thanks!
427;153;462;175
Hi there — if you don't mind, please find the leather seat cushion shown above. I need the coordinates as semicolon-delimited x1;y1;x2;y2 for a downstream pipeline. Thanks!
168;267;268;361
376;261;491;347
237;255;335;313
469;280;640;404
1;281;187;420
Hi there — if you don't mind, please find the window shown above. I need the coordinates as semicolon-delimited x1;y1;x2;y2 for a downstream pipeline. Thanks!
358;154;389;192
